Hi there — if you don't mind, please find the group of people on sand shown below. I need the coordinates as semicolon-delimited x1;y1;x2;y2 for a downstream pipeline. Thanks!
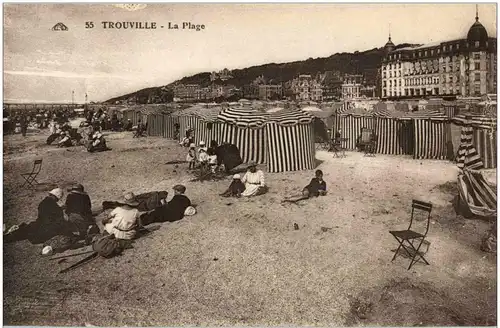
4;182;195;255
186;140;219;173
219;163;326;202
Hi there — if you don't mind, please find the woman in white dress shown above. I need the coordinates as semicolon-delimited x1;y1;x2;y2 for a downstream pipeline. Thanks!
241;161;267;197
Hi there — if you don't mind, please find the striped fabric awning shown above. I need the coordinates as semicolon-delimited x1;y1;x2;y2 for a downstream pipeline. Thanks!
193;107;222;122
217;108;268;128
266;109;314;126
456;125;484;170
452;113;497;129
338;106;373;117
400;109;448;120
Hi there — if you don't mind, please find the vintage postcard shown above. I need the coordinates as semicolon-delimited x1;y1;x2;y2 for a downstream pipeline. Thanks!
3;3;497;326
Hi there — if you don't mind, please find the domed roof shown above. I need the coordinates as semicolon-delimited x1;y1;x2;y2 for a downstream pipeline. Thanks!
467;15;488;42
384;36;395;48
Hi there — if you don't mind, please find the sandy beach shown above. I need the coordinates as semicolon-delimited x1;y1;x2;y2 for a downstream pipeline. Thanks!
3;130;496;326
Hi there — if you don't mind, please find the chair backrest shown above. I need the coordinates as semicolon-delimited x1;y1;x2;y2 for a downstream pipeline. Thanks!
409;200;432;235
361;128;373;143
33;159;43;174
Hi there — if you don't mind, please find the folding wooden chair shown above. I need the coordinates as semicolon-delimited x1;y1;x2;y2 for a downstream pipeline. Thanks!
21;159;43;188
389;200;432;270
332;138;347;158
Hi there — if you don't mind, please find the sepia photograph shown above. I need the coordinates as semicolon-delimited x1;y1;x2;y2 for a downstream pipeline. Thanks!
2;2;498;326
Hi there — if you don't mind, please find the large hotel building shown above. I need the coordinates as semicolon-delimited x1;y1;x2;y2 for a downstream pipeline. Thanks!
381;10;496;100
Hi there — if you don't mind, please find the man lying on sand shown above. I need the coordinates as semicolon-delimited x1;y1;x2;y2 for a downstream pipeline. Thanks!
282;170;327;203
139;185;192;226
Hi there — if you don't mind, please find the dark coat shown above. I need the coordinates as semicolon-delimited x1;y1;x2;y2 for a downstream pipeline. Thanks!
65;191;92;220
32;194;73;243
220;180;246;197
140;194;191;226
304;178;327;197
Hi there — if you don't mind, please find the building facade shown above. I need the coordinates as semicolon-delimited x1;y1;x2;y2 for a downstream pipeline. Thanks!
381;12;497;99
290;75;323;101
258;84;283;100
341;74;363;100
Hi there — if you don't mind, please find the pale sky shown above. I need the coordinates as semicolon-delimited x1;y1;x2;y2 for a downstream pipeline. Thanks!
3;3;497;103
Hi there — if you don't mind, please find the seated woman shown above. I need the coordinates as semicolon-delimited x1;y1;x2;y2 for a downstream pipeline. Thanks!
88;132;109;153
101;192;140;240
57;131;73;147
220;174;246;198
282;170;327;203
241;162;267;197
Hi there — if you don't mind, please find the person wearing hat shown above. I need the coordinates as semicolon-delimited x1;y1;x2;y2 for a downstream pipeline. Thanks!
241;161;267;197
88;131;108;153
57;131;72;148
198;140;207;152
65;184;94;237
102;192;140;240
139;185;191;225
32;188;75;243
220;174;246;198
124;119;133;131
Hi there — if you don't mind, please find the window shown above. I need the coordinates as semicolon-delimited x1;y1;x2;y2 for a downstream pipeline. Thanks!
431;50;434;55
383;81;387;87
456;44;459;49
474;53;480;60
437;49;441;54
474;84;481;95
475;73;480;81
475;41;480;48
475;62;480;70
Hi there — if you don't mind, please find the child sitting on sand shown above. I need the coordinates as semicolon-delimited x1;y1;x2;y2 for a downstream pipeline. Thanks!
220;174;246;198
282;169;327;203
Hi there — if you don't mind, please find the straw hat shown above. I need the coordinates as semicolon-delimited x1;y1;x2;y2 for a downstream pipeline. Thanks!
199;141;205;146
247;161;257;168
49;188;64;200
189;143;195;148
233;174;241;179
121;192;139;207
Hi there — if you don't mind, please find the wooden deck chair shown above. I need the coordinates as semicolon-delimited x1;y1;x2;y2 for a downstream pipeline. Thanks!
389;200;432;270
360;128;376;157
21;159;43;188
457;168;497;218
332;137;347;158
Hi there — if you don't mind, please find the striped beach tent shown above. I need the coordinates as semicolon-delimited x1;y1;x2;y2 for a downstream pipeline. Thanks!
162;113;179;139
171;106;203;143
337;107;374;150
266;109;316;173
403;110;450;160
191;107;223;146
456;124;484;170
453;113;497;169
372;104;413;155
456;120;496;217
217;108;268;164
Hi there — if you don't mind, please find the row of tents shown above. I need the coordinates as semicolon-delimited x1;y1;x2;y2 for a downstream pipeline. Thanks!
304;103;497;169
110;101;496;172
115;105;317;173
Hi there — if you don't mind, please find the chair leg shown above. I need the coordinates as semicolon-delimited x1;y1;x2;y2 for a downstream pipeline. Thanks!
406;238;429;270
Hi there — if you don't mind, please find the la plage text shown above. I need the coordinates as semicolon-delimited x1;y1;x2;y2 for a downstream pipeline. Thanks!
85;21;206;31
